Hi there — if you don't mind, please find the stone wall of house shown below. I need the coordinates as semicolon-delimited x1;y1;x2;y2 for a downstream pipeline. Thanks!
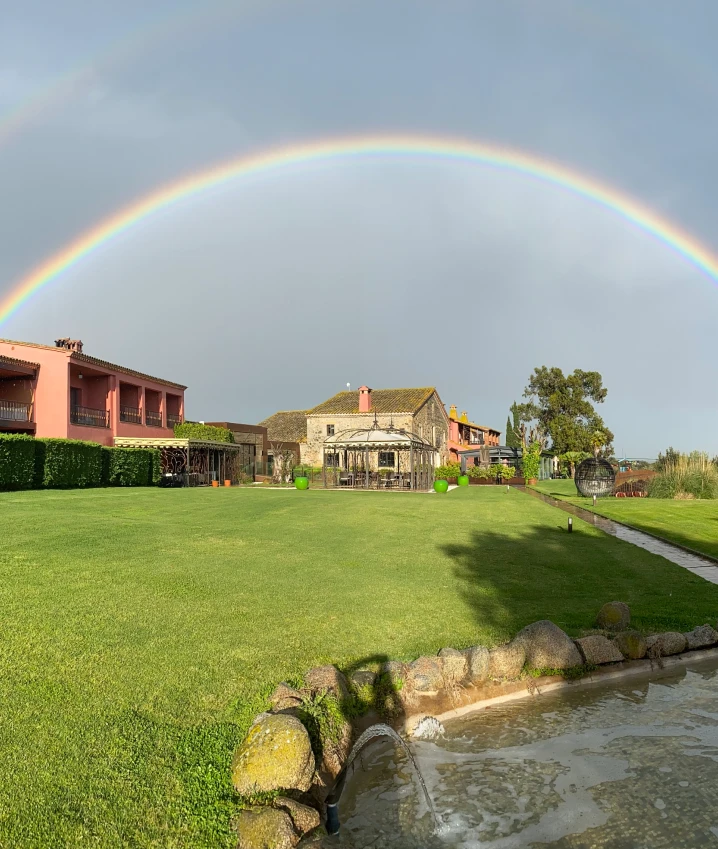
304;413;413;467
412;394;450;464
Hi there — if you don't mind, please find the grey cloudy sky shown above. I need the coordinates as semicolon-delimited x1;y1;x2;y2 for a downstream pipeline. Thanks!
1;0;717;456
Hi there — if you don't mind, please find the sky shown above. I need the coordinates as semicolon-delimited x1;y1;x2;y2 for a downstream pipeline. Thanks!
1;0;718;457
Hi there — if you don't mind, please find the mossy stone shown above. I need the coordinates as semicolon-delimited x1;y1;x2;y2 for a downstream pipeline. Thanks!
232;714;315;796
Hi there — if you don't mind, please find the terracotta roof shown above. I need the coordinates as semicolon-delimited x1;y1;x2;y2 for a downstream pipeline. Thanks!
258;410;309;443
71;352;187;390
0;339;186;390
0;353;39;370
308;387;436;416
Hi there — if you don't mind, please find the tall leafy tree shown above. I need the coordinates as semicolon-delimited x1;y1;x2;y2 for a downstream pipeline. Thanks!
515;367;614;456
505;402;521;448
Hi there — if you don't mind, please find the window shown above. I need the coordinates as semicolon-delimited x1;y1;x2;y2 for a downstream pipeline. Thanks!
418;425;423;438
432;425;437;446
327;424;335;436
378;451;395;467
325;452;339;467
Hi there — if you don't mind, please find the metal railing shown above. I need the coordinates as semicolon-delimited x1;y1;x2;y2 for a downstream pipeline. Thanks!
0;399;32;422
119;405;142;424
166;414;182;428
70;405;109;428
145;410;163;427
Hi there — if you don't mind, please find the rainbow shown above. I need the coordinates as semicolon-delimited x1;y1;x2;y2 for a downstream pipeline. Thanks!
3;133;718;326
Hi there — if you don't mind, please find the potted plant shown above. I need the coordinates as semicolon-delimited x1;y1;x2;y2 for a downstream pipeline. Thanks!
224;479;231;487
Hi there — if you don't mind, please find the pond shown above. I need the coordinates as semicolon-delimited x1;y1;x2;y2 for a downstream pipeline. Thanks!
327;656;718;847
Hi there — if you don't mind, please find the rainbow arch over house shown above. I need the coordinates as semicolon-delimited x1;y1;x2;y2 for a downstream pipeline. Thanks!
2;133;718;326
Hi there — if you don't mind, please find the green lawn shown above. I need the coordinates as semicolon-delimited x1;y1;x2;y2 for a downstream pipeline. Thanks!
532;479;718;559
3;485;718;847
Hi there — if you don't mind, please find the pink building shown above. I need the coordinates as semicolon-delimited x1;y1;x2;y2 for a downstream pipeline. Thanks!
0;337;185;446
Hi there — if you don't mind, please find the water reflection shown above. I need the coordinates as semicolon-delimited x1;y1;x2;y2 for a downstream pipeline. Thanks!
326;658;718;848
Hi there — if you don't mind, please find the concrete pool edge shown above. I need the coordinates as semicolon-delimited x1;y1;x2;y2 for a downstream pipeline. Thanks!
405;646;718;732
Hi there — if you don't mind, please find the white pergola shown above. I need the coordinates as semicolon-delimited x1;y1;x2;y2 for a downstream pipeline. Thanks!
322;422;436;491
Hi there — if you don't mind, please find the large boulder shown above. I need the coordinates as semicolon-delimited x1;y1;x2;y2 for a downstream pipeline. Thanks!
615;630;647;660
232;714;315;796
515;620;583;670
381;660;408;688
646;632;688;657
273;797;321;836
408;656;444;692
463;646;490;684
270;683;303;712
438;647;468;685
684;624;718;650
488;641;525;679
236;807;299;849
349;669;376;690
303;666;350;702
596;602;631;632
576;635;624;665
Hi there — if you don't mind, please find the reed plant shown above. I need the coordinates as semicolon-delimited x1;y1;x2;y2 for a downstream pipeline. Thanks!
649;451;718;499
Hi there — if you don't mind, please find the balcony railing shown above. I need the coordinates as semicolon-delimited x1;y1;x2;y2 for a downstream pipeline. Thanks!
0;399;32;422
71;405;109;428
145;410;163;428
166;414;182;429
120;405;142;424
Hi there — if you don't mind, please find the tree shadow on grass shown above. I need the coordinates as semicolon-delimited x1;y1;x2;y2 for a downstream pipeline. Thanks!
439;522;718;639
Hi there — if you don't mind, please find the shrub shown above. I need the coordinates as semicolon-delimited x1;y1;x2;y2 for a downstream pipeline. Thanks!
0;434;37;491
649;452;718;499
40;438;104;488
467;465;492;479
435;462;461;480
521;446;541;481
173;422;233;443
105;447;160;486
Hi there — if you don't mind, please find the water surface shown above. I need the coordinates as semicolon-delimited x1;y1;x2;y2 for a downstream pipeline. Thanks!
329;657;718;847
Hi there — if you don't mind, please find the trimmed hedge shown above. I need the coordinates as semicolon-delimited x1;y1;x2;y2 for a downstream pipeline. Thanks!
0;437;162;491
41;439;104;488
104;447;160;487
0;434;36;490
173;422;234;443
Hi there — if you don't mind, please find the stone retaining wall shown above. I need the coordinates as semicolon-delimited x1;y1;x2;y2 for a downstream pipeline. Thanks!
229;602;718;848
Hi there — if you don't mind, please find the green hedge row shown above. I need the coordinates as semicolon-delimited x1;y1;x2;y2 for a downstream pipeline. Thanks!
0;435;160;491
173;422;234;443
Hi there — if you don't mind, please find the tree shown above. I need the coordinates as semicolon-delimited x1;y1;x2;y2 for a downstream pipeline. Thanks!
655;446;680;471
505;402;521;448
515;367;614;457
269;442;297;484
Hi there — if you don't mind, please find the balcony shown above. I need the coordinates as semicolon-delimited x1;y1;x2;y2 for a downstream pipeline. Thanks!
120;405;142;424
0;399;32;422
71;405;109;428
167;414;182;429
145;410;163;428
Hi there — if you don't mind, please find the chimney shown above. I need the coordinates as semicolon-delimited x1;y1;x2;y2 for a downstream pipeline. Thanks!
460;411;469;423
55;338;84;354
358;385;372;413
449;404;457;419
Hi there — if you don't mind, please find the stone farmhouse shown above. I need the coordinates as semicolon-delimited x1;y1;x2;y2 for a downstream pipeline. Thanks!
259;385;451;467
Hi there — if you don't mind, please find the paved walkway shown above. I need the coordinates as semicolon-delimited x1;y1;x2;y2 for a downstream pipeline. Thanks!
523;488;718;585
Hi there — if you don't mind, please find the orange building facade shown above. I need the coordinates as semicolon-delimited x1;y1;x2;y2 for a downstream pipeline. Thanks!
0;337;185;446
447;404;500;461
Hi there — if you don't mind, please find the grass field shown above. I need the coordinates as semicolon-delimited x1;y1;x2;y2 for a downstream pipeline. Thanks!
532;479;718;560
3;485;718;847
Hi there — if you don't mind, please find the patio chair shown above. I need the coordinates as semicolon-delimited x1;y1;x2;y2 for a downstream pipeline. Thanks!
339;471;351;486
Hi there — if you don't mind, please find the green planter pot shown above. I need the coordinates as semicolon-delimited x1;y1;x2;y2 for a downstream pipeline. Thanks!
457;475;469;487
294;477;309;490
433;479;449;493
